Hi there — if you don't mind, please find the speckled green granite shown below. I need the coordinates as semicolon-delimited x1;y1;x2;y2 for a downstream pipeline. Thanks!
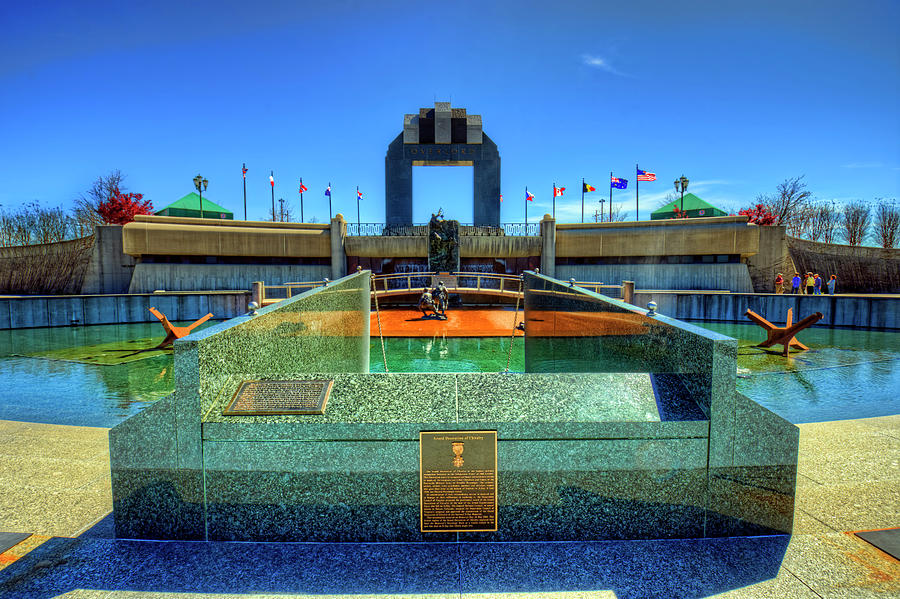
523;272;799;537
110;271;372;540
110;270;798;542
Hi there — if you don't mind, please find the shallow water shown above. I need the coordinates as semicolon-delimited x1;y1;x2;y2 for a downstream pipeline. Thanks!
692;322;900;423
0;323;207;427
0;321;897;427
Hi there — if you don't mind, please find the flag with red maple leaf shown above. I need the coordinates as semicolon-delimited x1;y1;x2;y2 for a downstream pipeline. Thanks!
96;188;153;225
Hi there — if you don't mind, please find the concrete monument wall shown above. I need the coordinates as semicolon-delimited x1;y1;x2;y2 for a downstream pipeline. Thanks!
386;102;500;226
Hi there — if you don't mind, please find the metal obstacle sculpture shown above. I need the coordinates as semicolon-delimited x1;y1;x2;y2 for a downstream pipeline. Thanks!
744;307;823;356
149;307;213;349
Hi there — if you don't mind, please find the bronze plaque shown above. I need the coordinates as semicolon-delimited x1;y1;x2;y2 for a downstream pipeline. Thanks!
223;379;333;415
419;430;498;533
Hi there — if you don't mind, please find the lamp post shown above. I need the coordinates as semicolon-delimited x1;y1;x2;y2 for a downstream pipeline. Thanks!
673;175;689;215
193;174;208;219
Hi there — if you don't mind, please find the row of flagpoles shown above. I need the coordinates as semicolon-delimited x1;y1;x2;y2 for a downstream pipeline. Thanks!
243;164;356;225
513;165;658;223
239;163;658;225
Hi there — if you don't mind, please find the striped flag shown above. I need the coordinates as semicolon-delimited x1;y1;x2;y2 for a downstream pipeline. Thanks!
583;182;596;193
269;174;275;187
500;194;503;203
357;190;363;201
525;190;535;201
298;182;308;193
637;169;656;182
553;186;565;197
242;166;248;179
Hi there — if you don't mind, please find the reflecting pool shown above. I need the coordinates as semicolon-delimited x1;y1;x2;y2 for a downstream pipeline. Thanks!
0;321;897;427
0;322;215;427
694;321;900;423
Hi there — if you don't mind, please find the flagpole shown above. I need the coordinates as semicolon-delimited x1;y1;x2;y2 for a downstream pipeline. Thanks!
270;170;275;222
300;178;305;223
242;163;247;221
356;186;360;230
328;182;332;220
581;178;585;223
525;186;528;225
552;182;555;220
636;164;640;222
609;171;613;222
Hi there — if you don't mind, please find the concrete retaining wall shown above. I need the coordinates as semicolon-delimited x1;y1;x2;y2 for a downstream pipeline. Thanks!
127;264;330;293
558;263;755;293
81;225;136;294
0;292;251;330
632;291;900;330
788;237;900;293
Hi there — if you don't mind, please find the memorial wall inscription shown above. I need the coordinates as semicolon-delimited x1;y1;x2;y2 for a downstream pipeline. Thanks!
419;430;498;533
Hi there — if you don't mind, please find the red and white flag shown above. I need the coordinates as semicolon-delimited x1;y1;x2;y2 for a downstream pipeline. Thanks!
553;186;566;197
269;174;275;187
298;182;308;193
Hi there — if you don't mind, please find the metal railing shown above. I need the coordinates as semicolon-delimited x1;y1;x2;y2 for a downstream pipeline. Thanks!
252;274;633;304
344;223;541;236
345;223;428;236
370;272;524;295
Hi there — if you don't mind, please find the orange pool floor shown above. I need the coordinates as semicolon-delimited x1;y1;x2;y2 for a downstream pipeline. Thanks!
370;308;524;337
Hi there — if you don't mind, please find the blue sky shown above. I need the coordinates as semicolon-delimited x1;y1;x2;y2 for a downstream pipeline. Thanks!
1;0;898;225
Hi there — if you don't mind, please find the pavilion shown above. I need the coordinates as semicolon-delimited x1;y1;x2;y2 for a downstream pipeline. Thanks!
651;193;728;219
155;192;234;220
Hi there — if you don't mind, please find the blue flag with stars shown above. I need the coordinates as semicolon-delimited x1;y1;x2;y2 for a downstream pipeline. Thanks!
611;177;628;189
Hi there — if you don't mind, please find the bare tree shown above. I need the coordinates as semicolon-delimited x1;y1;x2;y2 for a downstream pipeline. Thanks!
873;198;899;249
610;205;629;222
268;200;297;222
74;169;126;230
803;201;840;243
0;202;75;247
656;192;678;209
842;201;871;246
758;176;813;234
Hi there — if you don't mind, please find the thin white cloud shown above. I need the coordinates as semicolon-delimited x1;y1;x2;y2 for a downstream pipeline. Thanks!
841;162;884;169
581;54;627;77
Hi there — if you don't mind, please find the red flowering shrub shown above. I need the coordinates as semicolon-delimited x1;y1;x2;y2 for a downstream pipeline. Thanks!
96;188;153;225
738;203;778;226
670;206;690;219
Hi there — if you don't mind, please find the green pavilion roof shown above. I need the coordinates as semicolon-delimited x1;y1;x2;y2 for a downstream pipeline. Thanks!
650;193;728;219
154;193;234;219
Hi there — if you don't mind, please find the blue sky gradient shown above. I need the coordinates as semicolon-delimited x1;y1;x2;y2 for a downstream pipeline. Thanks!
1;0;898;225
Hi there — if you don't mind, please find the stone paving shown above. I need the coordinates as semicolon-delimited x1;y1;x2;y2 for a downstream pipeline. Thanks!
0;415;897;598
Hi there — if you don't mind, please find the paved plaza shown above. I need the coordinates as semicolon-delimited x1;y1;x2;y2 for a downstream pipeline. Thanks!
0;414;897;598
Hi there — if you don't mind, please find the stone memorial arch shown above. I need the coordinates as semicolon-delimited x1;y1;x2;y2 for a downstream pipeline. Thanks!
385;102;501;226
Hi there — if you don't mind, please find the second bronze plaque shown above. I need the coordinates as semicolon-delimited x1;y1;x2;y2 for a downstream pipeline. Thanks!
419;430;498;533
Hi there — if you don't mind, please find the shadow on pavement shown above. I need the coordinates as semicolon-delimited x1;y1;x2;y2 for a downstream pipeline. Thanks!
0;523;789;598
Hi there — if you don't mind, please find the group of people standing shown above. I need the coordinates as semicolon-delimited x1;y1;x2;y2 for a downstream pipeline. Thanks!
774;272;837;295
418;281;449;318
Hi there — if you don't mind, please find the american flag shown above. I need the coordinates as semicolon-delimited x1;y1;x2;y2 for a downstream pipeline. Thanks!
637;169;656;182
